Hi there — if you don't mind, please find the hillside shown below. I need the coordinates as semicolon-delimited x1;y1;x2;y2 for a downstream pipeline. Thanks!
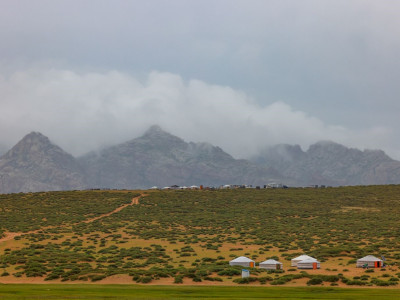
79;125;280;189
252;141;400;186
1;186;400;287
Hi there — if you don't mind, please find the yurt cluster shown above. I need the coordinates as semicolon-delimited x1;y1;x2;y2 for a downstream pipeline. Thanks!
229;254;385;271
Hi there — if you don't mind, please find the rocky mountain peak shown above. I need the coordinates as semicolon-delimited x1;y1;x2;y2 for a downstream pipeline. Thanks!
137;125;186;149
144;124;164;135
142;125;175;139
308;140;346;152
2;131;58;160
0;132;86;193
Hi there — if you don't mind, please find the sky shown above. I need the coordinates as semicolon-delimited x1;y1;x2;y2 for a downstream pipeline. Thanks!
0;0;399;159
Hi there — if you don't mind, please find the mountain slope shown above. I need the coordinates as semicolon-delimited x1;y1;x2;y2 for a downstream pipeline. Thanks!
0;132;86;193
1;128;400;193
252;141;400;186
79;125;281;189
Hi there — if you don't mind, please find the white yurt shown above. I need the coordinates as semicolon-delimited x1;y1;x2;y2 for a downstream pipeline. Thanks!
297;258;320;269
291;255;316;267
356;255;383;268
259;259;283;270
229;256;255;268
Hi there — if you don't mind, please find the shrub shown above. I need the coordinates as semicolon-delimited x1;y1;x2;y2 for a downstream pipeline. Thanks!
233;277;257;284
307;278;323;285
174;275;183;284
91;274;106;282
192;276;202;282
365;269;374;273
258;276;273;284
140;276;152;283
45;273;60;281
217;268;241;276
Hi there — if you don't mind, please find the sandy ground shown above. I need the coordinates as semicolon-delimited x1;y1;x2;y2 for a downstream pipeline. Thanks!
83;194;142;223
0;194;143;244
1;192;399;288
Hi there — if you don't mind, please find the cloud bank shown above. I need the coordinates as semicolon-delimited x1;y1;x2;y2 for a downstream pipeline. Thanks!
0;67;397;159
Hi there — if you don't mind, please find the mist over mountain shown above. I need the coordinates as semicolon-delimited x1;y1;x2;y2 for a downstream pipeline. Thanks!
0;126;399;194
0;144;8;157
252;141;400;186
79;125;281;189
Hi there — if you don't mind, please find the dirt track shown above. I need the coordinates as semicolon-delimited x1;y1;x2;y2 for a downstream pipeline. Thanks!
0;194;144;243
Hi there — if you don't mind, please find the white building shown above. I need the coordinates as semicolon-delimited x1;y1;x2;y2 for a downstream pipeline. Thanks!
356;255;383;268
297;258;320;269
291;255;316;267
242;269;250;278
259;259;283;270
229;256;255;268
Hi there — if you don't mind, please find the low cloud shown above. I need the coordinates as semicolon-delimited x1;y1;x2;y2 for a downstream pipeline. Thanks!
0;67;397;159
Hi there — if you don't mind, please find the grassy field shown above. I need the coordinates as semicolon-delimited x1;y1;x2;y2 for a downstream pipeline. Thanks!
1;186;400;288
1;285;400;299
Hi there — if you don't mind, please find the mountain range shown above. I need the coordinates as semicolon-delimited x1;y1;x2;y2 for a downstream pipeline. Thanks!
1;125;400;193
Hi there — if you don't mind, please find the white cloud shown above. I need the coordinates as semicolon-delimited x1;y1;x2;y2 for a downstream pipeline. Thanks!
0;67;398;159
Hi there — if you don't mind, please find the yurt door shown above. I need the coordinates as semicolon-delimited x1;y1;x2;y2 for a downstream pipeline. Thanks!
375;261;380;268
250;262;254;268
276;264;280;270
313;262;317;269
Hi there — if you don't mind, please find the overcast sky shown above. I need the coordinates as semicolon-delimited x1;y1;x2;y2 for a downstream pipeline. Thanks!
1;0;399;159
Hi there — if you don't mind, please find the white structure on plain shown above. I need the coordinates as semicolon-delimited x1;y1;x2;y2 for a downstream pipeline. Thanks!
297;258;321;269
241;269;250;278
291;255;316;267
356;255;383;268
229;256;255;268
259;259;283;270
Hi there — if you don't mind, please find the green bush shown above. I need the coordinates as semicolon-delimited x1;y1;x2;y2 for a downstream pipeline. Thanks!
90;274;106;282
174;275;183;284
233;277;257;284
140;276;152;283
217;268;241;276
307;278;323;285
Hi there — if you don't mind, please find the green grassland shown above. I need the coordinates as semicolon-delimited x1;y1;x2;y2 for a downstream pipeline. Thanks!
1;285;400;299
1;186;400;289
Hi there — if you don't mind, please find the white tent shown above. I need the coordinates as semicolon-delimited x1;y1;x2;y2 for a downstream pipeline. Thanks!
356;255;383;268
291;255;316;267
259;259;283;270
297;258;320;269
229;256;255;268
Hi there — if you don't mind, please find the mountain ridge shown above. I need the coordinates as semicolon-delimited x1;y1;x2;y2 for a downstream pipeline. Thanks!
251;142;400;186
0;127;399;193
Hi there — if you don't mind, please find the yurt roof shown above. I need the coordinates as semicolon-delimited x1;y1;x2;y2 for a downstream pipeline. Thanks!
230;256;254;263
292;255;315;261
357;255;382;262
260;259;282;264
298;258;319;263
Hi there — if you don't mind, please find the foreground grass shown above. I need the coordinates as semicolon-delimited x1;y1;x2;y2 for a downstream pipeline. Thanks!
1;285;400;300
